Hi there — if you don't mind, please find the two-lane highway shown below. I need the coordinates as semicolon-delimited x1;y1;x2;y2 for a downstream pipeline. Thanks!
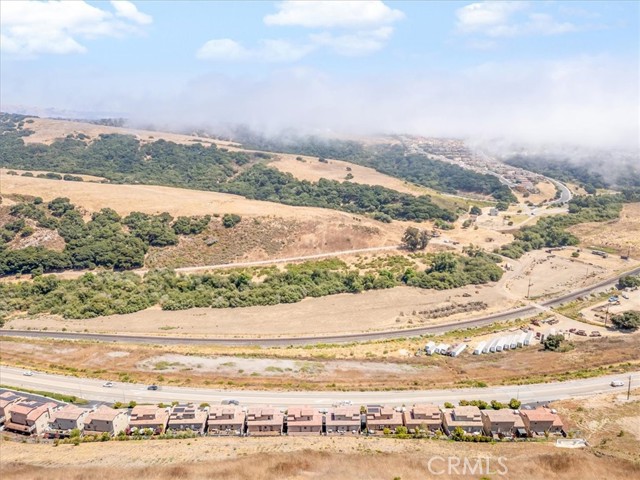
1;366;636;407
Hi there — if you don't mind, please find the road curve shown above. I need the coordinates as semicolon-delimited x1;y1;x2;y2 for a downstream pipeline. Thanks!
1;265;638;347
1;366;636;407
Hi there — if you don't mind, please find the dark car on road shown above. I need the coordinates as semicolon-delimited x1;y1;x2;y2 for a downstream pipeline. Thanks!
147;385;159;391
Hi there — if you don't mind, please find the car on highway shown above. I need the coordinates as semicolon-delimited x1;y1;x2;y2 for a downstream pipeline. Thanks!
221;399;240;405
147;385;159;391
610;380;625;387
23;371;34;376
103;381;115;388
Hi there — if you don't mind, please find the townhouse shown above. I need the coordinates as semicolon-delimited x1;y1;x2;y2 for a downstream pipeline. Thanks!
403;404;442;433
520;407;564;436
207;406;246;436
481;409;525;438
128;405;170;435
246;407;284;436
48;405;93;437
83;406;129;436
4;399;57;435
0;391;25;425
442;406;484;435
366;405;404;434
167;404;209;434
325;406;361;435
286;407;323;435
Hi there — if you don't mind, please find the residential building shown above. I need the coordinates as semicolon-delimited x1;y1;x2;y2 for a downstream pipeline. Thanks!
4;400;57;435
0;391;25;424
325;406;361;435
481;409;525;438
366;405;404;433
83;406;129;436
207;406;246;436
286;407;323;435
520;408;564;436
442;406;483;435
48;405;92;437
403;404;442;433
128;405;170;434
167;404;208;434
245;407;284;436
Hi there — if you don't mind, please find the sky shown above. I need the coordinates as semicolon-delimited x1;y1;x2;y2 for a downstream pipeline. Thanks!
1;0;638;149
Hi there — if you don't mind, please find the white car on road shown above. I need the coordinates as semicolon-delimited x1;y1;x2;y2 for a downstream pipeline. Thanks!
610;380;624;387
23;371;34;376
103;381;115;388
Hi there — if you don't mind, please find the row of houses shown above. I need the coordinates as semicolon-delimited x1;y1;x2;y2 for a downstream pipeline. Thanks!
0;391;564;439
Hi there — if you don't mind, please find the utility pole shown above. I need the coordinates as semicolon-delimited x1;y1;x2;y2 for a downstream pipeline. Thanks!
628;375;632;401
527;278;532;299
605;303;610;327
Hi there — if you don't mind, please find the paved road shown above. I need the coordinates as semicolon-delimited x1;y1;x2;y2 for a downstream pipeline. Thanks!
2;265;638;347
546;178;573;205
1;366;636;407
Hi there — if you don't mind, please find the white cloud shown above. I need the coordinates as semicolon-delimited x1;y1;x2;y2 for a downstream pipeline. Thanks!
196;39;251;61
264;0;404;28
310;27;393;56
0;0;152;57
111;1;152;25
196;38;314;63
456;1;584;38
456;2;527;32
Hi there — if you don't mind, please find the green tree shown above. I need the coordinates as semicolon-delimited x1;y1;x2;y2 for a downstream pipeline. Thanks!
508;398;522;409
401;227;430;251
543;333;565;351
470;205;482;216
610;311;640;331
619;275;640;289
222;213;242;228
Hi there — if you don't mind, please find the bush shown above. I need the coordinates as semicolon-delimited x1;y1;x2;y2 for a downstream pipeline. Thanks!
222;213;241;228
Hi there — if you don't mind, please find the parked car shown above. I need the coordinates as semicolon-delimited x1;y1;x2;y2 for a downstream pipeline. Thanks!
221;399;240;405
147;385;159;391
103;381;114;388
23;371;34;376
610;380;625;387
531;320;541;326
576;330;587;336
569;328;577;333
589;331;602;337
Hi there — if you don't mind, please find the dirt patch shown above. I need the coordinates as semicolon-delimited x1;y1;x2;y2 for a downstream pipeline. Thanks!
137;354;416;377
503;248;632;300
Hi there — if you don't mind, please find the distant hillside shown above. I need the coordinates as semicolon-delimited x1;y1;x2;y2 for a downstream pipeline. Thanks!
0;113;458;223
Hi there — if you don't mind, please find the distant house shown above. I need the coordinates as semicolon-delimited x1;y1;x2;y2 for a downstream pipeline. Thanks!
48;405;93;437
366;405;404;433
83;406;129;436
325;406;361;435
520;408;564;436
246;407;284;436
403;404;442;433
442;406;483;435
208;406;246;436
0;391;25;425
167;404;209;434
286;407;323;435
4;400;57;435
128;405;170;435
481;409;525;438
489;208;499;216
